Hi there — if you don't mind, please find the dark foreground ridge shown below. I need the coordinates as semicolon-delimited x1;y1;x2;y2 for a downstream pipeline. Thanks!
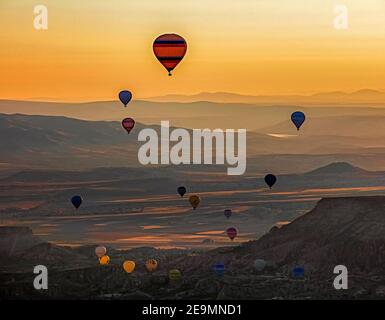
1;195;385;299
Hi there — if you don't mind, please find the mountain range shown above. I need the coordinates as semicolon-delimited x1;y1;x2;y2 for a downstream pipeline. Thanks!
146;89;385;105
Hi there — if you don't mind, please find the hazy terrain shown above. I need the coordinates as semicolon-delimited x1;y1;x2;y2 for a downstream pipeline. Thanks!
1;99;385;299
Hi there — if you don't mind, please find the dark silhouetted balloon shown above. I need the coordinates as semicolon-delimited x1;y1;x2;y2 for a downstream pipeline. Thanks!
119;90;132;107
224;209;232;219
71;195;82;209
292;266;305;279
213;263;225;276
291;111;306;130
264;174;277;189
189;195;200;210
122;118;135;134
226;227;238;241
153;34;187;76
177;186;187;197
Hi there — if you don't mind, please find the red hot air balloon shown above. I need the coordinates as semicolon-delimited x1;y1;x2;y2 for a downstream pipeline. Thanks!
122;118;135;134
226;227;238;241
153;34;187;76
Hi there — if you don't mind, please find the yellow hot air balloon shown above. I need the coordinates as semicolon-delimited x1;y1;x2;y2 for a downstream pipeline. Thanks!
189;195;200;210
169;269;182;281
145;259;158;273
99;255;110;265
95;246;107;258
123;260;136;273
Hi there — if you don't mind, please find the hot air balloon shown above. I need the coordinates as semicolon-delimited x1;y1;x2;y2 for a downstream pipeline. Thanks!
145;259;158;273
213;263;225;277
189;195;200;210
224;209;232;219
99;255;110;265
226;227;238;241
118;90;132;107
177;186;187;197
122;118;135;134
153;34;187;76
291;111;306;131
123;260;136;274
254;259;267;272
292;265;305;279
264;174;277;189
168;269;182;281
95;246;107;258
71;195;82;209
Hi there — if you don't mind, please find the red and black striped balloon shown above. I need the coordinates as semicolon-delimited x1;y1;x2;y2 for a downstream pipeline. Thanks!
153;34;187;76
122;118;135;134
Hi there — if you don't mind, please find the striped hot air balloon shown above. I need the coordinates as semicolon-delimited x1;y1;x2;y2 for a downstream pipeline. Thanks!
153;34;187;76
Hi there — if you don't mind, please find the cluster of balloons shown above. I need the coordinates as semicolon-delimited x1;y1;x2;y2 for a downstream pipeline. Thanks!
177;186;201;210
67;34;309;283
118;90;136;135
95;246;109;265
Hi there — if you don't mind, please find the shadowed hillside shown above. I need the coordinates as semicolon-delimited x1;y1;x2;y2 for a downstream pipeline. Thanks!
2;196;385;299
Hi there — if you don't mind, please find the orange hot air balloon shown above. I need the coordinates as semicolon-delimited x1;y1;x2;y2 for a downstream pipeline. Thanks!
122;118;135;134
95;246;107;258
145;259;158;273
153;34;187;76
189;195;200;210
123;260;136;273
99;255;110;265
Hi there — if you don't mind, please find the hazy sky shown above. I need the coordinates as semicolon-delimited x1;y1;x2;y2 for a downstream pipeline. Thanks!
0;0;384;101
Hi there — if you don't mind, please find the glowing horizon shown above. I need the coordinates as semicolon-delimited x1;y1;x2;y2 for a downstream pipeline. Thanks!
1;0;384;101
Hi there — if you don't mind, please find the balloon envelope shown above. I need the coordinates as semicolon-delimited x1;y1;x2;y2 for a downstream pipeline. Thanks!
123;260;136;273
122;118;135;134
292;266;305;279
254;259;267;272
177;186;187;197
153;34;187;76
189;195;200;210
226;227;238;241
169;269;182;281
291;111;306;130
264;174;277;189
99;255;110;265
95;246;107;258
71;195;82;209
224;209;232;219
213;263;225;276
119;90;132;107
145;259;158;272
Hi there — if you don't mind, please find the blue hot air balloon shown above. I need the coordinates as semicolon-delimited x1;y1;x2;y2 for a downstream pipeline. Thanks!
291;111;306;131
291;266;305;279
118;90;132;107
264;174;277;189
213;263;225;277
224;209;232;219
71;195;82;209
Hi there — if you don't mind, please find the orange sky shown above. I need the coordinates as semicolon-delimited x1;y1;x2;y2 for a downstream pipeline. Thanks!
0;0;384;101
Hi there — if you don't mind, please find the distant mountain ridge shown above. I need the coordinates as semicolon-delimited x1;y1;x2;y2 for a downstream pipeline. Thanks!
146;89;385;105
306;162;370;175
